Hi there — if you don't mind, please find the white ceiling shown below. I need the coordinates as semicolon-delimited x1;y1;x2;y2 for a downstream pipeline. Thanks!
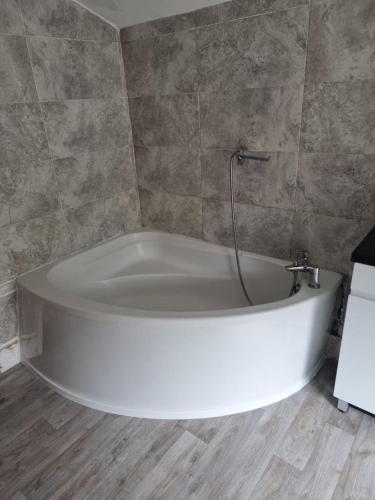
76;0;223;28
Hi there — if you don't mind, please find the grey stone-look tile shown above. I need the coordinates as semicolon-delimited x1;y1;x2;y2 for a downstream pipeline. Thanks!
197;6;308;92
301;81;375;154
0;103;50;169
203;198;293;258
41;99;131;158
120;12;195;42
292;212;373;274
0;36;38;104
0;0;23;35
202;149;298;209
0;205;11;228
123;30;197;97
19;0;117;41
28;37;123;101
135;147;201;197
296;153;375;219
129;95;200;148
54;147;136;210
306;0;375;83
194;0;308;27
0;287;17;344
139;189;202;238
67;190;140;251
200;86;303;152
0;158;59;224
0;212;71;282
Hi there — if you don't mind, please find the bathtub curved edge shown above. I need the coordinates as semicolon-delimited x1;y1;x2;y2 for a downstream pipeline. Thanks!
22;354;324;420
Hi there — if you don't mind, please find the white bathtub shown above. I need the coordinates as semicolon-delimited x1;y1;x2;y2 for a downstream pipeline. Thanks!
18;231;341;419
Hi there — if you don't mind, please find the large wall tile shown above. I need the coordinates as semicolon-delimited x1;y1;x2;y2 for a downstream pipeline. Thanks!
292;212;373;274
197;6;308;92
135;147;201;197
129;95;199;148
203;198;293;258
28;37;123;101
194;0;308;27
19;0;117;41
0;284;17;344
0;159;59;224
0;212;71;282
301;81;375;154
54;147;136;210
306;0;375;83
67;190;140;251
200;86;303;151
0;36;37;104
0;103;50;168
296;153;375;219
202;149;298;209
120;12;195;42
41;99;130;158
0;0;23;35
123;31;197;97
139;189;202;238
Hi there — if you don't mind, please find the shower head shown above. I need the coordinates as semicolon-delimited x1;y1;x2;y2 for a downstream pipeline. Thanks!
236;150;271;164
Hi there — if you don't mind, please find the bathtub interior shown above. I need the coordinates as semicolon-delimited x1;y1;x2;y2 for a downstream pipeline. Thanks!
47;233;296;312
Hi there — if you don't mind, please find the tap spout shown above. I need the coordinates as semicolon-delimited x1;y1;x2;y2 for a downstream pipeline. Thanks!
285;263;320;289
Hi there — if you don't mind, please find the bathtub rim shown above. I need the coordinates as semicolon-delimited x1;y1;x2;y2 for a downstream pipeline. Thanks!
17;230;342;321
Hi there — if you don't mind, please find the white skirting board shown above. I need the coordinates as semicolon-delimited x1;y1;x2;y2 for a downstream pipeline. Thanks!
0;338;20;373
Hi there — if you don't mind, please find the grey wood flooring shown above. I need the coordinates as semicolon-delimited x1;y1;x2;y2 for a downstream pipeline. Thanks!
0;356;374;500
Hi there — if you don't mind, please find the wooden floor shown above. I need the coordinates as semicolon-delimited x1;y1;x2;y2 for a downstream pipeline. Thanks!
1;356;374;500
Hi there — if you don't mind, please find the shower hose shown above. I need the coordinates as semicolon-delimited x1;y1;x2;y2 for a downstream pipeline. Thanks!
229;151;299;306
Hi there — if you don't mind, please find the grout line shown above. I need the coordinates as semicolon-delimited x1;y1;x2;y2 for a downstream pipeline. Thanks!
5;78;375;108
14;33;119;44
31;96;128;104
195;23;204;243
61;187;139;214
126;84;308;101
131;144;300;154
1;97;128;107
52;144;131;162
193;2;311;31
117;37;142;226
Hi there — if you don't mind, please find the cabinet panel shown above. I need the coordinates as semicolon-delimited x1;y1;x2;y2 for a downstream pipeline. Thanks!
351;263;375;300
334;295;375;414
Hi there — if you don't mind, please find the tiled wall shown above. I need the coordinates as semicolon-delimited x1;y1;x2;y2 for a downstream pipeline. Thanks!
0;0;141;367
121;0;374;275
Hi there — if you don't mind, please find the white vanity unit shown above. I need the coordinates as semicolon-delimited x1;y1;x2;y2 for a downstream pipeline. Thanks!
334;227;375;414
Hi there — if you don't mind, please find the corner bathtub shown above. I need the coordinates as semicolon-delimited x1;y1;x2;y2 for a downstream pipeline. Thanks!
18;231;341;419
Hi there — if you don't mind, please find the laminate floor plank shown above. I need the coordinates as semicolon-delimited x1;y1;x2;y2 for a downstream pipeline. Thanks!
332;413;375;500
276;385;336;471
182;407;265;499
289;423;354;500
21;414;132;500
126;430;207;500
0;361;372;500
88;420;184;500
251;455;301;500
196;389;307;500
178;415;230;444
0;407;104;499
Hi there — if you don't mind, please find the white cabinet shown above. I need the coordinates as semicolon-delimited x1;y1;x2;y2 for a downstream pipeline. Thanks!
334;264;375;414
